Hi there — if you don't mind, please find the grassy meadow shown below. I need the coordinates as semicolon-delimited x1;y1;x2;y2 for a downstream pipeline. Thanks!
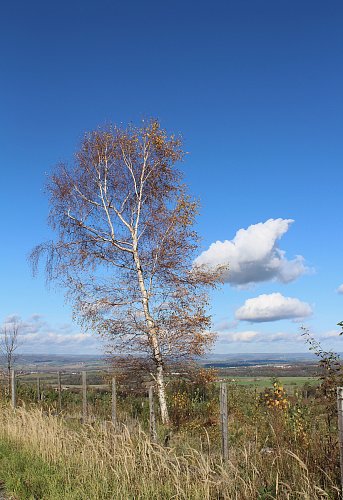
224;376;319;391
0;369;341;499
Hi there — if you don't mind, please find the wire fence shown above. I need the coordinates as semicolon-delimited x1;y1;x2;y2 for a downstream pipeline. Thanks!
0;368;231;458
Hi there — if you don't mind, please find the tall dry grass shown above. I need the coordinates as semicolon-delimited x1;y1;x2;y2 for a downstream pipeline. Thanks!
0;404;339;499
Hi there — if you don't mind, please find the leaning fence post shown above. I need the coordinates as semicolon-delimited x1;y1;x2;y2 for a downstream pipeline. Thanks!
82;371;87;423
37;374;41;402
11;369;16;409
337;387;343;493
111;377;117;426
149;385;157;442
57;371;62;412
220;382;229;461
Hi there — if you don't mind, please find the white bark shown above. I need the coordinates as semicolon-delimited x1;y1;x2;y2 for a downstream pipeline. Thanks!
132;234;169;425
70;144;171;424
129;144;170;424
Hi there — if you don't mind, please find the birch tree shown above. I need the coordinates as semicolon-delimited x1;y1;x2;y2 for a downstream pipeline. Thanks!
0;319;21;394
30;120;222;424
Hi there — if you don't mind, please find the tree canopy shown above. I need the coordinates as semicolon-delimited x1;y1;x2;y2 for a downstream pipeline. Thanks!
31;119;222;422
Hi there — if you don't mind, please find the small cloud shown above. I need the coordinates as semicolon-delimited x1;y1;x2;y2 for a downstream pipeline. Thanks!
267;332;303;343
4;314;21;324
220;331;259;343
29;313;44;322
216;328;310;345
213;319;239;332
268;332;290;342
1;314;102;354
337;285;343;294
195;219;310;287
235;293;312;323
321;329;341;339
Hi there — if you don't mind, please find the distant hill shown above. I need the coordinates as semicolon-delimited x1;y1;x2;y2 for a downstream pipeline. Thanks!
200;352;319;367
0;354;106;371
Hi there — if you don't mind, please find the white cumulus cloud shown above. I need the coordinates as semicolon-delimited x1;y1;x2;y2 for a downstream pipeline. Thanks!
337;285;343;294
195;218;309;286
235;292;312;322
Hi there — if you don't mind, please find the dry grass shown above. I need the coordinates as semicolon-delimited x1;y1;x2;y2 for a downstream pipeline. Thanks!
0;404;339;499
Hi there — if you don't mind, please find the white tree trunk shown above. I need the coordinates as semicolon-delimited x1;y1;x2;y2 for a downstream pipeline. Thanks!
132;239;170;424
156;364;169;424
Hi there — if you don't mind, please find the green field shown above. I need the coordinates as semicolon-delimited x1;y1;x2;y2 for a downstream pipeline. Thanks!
223;376;319;391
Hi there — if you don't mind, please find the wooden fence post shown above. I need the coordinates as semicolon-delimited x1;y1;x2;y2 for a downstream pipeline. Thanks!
220;381;224;415
37;374;41;402
82;371;87;423
57;371;62;412
112;377;117;426
11;369;16;409
149;386;157;443
220;382;228;461
337;387;343;493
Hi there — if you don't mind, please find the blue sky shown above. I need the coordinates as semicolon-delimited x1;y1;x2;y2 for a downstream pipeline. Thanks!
1;0;342;354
